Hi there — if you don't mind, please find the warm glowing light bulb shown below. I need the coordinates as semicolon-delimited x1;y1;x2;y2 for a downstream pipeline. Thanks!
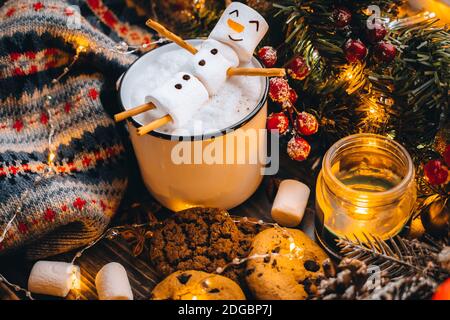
48;152;56;163
76;45;87;55
71;266;81;290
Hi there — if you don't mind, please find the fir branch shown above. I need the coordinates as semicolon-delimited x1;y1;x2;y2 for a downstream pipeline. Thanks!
375;15;449;148
275;0;408;141
277;0;405;61
276;2;448;146
337;234;443;279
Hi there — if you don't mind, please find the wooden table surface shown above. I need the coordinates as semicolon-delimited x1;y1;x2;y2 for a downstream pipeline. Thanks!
0;150;320;300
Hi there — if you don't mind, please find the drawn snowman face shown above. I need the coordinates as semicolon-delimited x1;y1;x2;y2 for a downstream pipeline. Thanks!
209;2;269;63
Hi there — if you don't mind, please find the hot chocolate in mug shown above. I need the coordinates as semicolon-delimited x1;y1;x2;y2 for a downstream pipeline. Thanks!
118;39;271;211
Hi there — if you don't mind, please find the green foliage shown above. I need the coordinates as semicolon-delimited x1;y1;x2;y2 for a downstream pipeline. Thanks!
384;18;449;148
272;1;449;213
274;0;449;155
337;234;447;280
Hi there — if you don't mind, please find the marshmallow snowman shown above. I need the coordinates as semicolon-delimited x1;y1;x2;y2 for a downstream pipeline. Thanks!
187;39;239;95
187;2;269;95
142;2;269;129
145;72;209;127
209;2;269;63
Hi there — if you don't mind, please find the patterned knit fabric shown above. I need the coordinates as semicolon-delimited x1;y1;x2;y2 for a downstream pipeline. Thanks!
0;0;139;259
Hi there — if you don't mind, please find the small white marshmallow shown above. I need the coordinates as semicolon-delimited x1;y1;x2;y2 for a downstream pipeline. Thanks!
95;262;133;300
28;261;80;298
271;180;310;227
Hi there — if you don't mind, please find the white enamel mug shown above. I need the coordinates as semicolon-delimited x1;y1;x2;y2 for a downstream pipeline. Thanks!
118;40;269;211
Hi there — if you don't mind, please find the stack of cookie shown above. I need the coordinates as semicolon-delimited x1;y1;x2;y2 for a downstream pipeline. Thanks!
148;208;331;300
149;208;264;287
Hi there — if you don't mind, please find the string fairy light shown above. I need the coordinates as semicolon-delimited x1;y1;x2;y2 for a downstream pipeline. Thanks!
64;217;307;300
1;36;170;239
0;35;183;248
0;35;311;299
340;62;367;95
358;97;392;133
0;36;184;299
1;213;310;300
0;43;88;242
0;42;91;299
109;38;168;55
0;273;34;300
142;215;309;300
224;216;306;268
163;216;309;300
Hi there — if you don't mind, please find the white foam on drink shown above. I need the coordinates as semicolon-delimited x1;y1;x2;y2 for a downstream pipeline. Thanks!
127;42;265;136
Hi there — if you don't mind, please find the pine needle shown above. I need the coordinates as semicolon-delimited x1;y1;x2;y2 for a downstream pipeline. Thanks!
336;234;442;279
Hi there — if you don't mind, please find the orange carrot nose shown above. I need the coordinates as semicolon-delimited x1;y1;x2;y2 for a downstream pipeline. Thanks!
227;19;245;33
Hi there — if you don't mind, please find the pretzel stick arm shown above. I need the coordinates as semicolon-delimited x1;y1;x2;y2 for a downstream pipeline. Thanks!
146;19;198;55
114;102;156;122
137;114;172;136
227;67;286;77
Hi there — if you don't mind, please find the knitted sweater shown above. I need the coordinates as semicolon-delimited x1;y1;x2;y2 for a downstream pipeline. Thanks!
0;0;141;259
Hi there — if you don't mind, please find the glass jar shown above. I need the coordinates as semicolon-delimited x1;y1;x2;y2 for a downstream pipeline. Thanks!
315;134;416;252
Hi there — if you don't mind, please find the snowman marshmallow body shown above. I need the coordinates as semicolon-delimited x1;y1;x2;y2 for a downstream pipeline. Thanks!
209;2;269;63
145;72;209;128
188;39;239;95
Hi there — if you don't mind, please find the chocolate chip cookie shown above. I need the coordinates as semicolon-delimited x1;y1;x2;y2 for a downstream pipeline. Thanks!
245;227;329;300
149;208;264;285
151;270;245;300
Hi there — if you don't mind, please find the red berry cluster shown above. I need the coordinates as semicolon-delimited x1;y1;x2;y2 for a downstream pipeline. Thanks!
332;7;397;64
423;145;450;186
266;76;319;161
258;46;311;82
267;111;315;162
258;46;318;162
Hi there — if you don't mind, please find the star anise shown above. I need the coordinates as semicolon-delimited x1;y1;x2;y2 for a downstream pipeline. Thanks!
120;225;154;257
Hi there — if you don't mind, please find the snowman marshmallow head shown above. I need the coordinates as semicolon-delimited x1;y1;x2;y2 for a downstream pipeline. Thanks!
209;2;269;63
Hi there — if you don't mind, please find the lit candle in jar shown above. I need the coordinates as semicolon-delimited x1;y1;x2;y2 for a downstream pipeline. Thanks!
315;134;416;255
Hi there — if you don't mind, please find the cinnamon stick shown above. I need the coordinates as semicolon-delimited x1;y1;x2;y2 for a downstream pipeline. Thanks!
146;19;198;55
114;102;156;122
